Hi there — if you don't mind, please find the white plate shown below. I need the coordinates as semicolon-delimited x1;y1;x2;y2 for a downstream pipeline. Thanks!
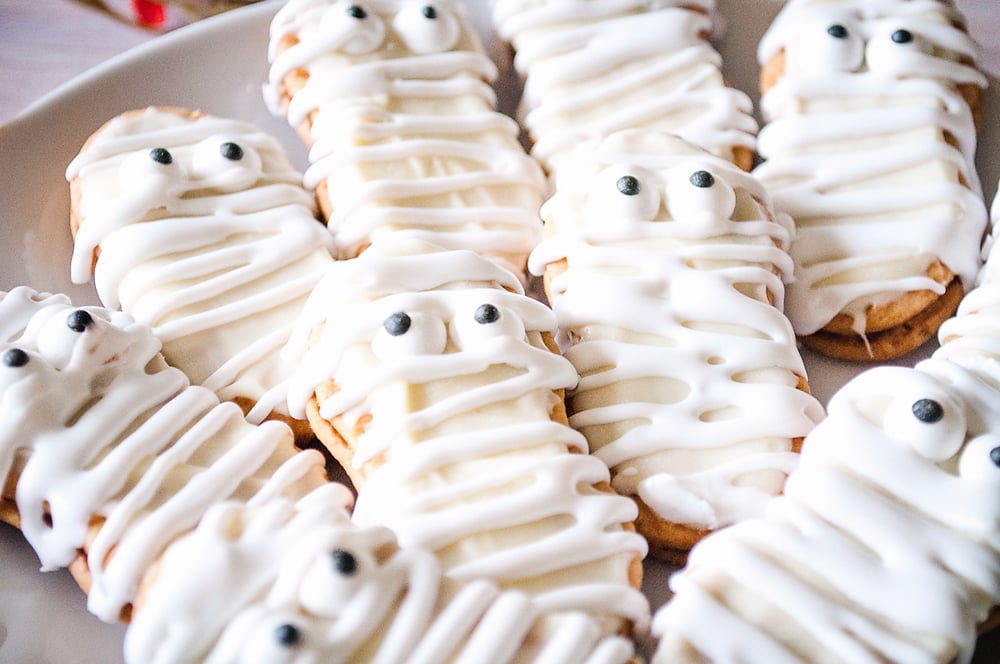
0;0;998;661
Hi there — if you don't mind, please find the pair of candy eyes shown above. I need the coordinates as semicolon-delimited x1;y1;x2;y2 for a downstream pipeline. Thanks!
383;303;500;336
271;548;358;650
147;142;244;167
2;310;94;368
615;170;716;198
826;24;914;45
345;3;437;21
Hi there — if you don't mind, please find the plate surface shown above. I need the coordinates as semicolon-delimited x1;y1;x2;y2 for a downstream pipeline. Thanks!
0;0;997;661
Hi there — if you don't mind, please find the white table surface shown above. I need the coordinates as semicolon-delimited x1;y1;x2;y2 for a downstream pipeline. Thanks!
2;0;999;125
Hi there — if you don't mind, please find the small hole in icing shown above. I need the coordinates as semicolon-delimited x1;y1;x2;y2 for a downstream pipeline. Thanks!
707;356;725;365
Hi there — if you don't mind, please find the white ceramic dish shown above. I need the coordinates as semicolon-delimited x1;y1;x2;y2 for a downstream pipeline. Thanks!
0;0;998;661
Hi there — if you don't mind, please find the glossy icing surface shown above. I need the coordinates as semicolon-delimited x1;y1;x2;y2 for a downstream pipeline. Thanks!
754;0;989;336
66;108;336;422
528;131;823;534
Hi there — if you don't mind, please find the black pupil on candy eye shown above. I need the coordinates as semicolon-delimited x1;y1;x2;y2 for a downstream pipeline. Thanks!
827;24;848;39
422;5;437;19
346;4;366;19
474;304;500;325
3;348;29;368
274;623;301;648
616;175;641;196
66;310;94;333
331;549;358;576
149;147;173;165
220;142;243;161
690;170;715;188
990;447;1000;467
384;312;411;336
911;398;944;424
892;29;914;44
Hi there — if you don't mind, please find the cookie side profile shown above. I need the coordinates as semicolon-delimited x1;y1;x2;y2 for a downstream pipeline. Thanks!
66;107;336;439
528;131;823;560
754;0;989;360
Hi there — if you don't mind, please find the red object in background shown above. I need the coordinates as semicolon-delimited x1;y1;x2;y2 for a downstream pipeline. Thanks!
132;0;167;28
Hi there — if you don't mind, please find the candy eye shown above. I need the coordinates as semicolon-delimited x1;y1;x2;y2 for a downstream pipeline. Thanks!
866;24;931;73
956;434;1000;483
450;301;526;349
787;17;864;74
992;447;1000;467
372;309;446;359
66;310;94;333
190;138;263;191
299;545;373;618
274;623;303;649
219;142;244;161
320;1;386;54
393;1;461;53
474;303;500;325
119;145;187;190
588;165;661;224
883;390;966;462
3;348;29;368
665;166;736;222
149;147;173;165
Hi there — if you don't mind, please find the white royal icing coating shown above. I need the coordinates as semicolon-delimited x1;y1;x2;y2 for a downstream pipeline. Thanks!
0;287;330;623
284;240;650;630
492;0;757;170
66;108;336;423
936;183;1000;388
528;131;823;533
125;487;637;664
266;0;545;276
754;0;989;336
652;358;1000;664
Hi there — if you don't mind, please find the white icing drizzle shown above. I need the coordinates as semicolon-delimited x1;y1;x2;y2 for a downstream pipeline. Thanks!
527;131;823;532
284;241;650;629
754;0;989;336
491;0;757;170
125;487;637;664
0;287;329;622
66;107;336;422
266;0;545;276
936;183;1000;387
652;359;1000;663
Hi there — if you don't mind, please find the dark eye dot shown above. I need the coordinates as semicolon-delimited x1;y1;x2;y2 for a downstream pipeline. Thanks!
911;398;944;424
616;175;641;196
331;549;358;576
3;348;29;368
384;312;411;336
827;24;849;39
690;170;715;188
219;142;244;161
474;303;500;325
892;29;914;44
149;147;173;165
274;623;302;648
990;447;1000;468
66;310;94;333
346;4;367;19
421;5;437;19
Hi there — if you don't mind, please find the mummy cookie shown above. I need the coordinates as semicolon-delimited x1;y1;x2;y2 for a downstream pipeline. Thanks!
528;131;824;560
0;286;331;624
754;0;989;361
127;491;638;664
265;0;546;277
66;107;336;438
284;240;650;635
492;0;758;171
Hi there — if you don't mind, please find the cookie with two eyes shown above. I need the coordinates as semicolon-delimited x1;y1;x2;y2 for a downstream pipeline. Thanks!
127;489;640;664
0;286;331;625
66;106;337;440
754;0;989;361
651;355;1000;663
491;0;758;172
527;130;824;560
265;0;546;278
283;239;651;638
